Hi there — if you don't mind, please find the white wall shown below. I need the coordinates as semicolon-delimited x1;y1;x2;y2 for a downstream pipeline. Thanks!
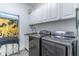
32;19;76;34
0;3;31;53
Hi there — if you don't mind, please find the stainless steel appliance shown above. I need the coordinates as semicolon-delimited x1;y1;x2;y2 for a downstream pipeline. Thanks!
41;31;76;56
76;8;79;56
28;30;76;56
29;35;40;56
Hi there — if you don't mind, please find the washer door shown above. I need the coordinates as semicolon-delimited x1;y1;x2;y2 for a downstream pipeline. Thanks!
42;39;66;56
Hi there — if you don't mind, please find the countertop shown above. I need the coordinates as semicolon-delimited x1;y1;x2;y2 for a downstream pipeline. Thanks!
27;34;76;46
42;36;76;46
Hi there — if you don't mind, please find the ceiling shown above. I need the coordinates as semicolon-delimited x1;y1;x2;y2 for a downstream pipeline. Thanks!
26;3;39;7
26;3;46;14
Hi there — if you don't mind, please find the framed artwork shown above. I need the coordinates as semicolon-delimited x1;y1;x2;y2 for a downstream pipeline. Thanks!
0;12;19;38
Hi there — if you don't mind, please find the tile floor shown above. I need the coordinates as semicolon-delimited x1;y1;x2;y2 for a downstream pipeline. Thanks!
11;50;29;56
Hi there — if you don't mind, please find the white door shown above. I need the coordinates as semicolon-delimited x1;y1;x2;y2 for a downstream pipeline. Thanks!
40;4;48;22
48;3;59;21
61;3;77;19
30;4;48;24
30;6;42;24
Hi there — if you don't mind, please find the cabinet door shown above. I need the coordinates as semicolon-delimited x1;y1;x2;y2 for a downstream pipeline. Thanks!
40;4;48;22
30;4;48;24
61;3;77;19
30;7;42;24
48;3;59;21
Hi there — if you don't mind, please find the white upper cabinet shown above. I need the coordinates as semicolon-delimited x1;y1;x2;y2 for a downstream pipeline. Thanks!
30;6;42;24
30;4;48;24
41;4;48;21
48;3;59;21
30;3;78;25
61;3;78;19
30;3;59;24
